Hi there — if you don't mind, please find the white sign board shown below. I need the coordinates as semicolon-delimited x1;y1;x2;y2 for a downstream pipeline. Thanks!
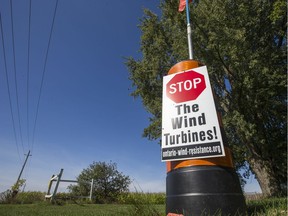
161;66;225;161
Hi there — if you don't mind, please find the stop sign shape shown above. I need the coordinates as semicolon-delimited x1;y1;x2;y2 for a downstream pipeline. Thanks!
166;70;206;103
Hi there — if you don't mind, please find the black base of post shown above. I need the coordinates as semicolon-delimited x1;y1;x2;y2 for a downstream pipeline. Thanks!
166;165;246;216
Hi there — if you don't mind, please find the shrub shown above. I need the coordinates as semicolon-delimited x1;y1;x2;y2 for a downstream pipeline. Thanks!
68;161;131;204
13;191;45;204
0;190;14;204
0;191;45;204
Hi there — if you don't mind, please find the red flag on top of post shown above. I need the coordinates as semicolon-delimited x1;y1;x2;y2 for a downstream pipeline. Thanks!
178;0;192;12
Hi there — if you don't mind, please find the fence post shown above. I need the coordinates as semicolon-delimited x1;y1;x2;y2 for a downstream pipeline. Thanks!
89;179;94;201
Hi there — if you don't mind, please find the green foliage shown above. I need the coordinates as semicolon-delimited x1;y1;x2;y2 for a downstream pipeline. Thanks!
193;0;286;197
0;179;28;204
11;179;26;192
126;0;287;197
0;179;27;204
0;190;14;204
117;192;165;205
118;192;164;216
0;191;44;204
13;191;45;204
68;161;131;204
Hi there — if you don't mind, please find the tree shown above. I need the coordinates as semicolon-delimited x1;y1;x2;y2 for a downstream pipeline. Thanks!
11;179;26;195
68;161;131;203
126;0;286;197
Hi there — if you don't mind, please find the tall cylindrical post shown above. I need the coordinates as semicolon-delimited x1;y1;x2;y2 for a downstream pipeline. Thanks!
165;60;246;215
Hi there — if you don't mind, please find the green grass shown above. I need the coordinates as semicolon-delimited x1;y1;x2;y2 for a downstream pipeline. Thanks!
0;203;165;216
0;203;159;216
247;197;287;216
0;193;286;216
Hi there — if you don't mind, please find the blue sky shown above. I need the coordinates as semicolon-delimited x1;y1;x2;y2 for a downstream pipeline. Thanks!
0;0;260;194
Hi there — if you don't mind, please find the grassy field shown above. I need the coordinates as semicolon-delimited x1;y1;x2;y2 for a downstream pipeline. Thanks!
0;199;287;216
0;191;286;216
0;203;165;216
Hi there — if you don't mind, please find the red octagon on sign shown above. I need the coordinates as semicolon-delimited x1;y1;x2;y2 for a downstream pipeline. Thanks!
166;70;206;103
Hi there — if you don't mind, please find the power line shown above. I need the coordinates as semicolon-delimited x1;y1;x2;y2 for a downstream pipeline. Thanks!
0;11;22;161
27;0;32;150
10;0;25;153
1;0;60;162
31;0;59;151
21;0;33;187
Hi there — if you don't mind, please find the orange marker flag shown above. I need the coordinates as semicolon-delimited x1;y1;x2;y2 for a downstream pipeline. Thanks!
178;0;192;12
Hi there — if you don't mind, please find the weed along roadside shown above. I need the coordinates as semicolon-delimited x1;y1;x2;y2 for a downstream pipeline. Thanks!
162;60;246;215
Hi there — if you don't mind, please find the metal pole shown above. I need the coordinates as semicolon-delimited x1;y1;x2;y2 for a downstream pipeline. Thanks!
46;175;55;196
185;0;193;59
15;150;31;188
51;169;63;202
187;24;193;59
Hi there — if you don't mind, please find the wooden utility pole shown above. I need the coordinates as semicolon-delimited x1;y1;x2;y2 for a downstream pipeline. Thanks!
15;150;31;190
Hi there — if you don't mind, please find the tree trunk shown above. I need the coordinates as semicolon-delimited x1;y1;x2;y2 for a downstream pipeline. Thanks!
248;157;282;197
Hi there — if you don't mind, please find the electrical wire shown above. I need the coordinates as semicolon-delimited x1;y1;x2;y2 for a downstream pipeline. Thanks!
1;0;60;190
27;0;32;150
10;0;25;154
22;0;33;188
31;0;59;152
0;11;22;161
